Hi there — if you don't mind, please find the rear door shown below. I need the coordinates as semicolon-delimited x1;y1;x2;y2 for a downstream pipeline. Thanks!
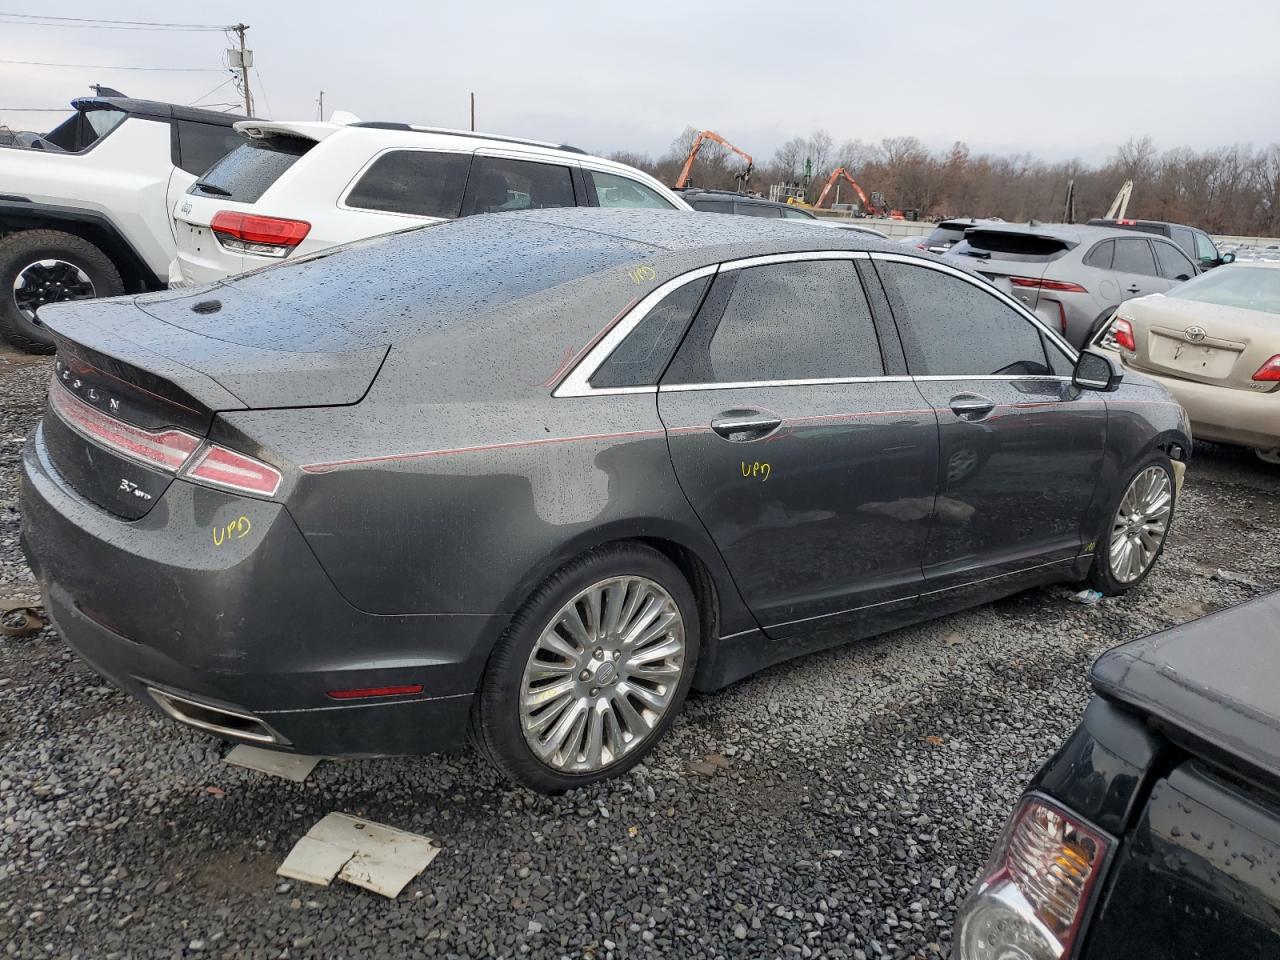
1112;237;1172;302
872;255;1107;594
658;254;938;640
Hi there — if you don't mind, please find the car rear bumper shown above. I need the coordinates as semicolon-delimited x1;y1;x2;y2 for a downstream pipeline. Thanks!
20;425;502;756
1125;363;1278;450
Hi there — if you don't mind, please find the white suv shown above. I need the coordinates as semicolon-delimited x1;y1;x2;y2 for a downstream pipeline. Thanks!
170;118;690;285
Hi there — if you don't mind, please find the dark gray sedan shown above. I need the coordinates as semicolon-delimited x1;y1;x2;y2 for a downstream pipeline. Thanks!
20;210;1191;792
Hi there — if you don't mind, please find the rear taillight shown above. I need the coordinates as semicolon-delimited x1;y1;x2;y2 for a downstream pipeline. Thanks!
956;797;1110;960
1252;355;1280;382
210;211;310;258
50;384;200;471
1010;277;1089;294
1112;316;1136;352
182;444;282;496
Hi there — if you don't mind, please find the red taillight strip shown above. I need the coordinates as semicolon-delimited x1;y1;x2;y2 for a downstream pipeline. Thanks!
326;684;424;701
1010;276;1088;293
49;384;200;472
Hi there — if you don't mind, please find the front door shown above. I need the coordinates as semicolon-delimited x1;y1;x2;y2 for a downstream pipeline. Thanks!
872;256;1107;593
658;256;938;639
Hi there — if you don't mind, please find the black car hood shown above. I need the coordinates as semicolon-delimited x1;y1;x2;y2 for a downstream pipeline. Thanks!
39;291;388;411
1091;591;1280;780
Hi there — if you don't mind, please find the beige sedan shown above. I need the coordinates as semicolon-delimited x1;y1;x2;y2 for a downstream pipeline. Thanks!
1107;262;1280;464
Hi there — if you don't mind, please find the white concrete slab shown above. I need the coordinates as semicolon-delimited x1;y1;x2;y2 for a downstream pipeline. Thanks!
277;813;440;899
224;745;321;782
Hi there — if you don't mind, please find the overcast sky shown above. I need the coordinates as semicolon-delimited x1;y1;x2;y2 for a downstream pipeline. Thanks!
3;1;1277;165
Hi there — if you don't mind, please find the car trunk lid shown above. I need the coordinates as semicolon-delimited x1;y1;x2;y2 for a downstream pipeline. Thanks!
1120;294;1279;391
1090;591;1280;784
36;291;388;519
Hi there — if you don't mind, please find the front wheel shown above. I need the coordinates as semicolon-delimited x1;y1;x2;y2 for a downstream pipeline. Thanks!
473;543;700;793
1088;454;1176;594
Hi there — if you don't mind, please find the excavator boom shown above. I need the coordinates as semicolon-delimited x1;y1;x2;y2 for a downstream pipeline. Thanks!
674;130;754;190
814;166;882;215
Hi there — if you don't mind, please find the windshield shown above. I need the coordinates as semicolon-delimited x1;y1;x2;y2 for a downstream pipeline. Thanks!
41;106;127;152
1168;266;1280;314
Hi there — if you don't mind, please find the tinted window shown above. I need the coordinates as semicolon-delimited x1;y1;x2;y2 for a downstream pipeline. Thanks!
346;150;471;218
175;121;243;176
1154;241;1197;281
1112;238;1158;276
781;206;815;220
591;277;710;388
734;202;782;218
950;230;1070;263
1083;240;1114;269
704;261;883;382
692;199;734;213
876;261;1050;377
43;107;127;152
194;137;314;203
1171;226;1195;259
1195;232;1219;263
467;156;575;214
589;170;675;209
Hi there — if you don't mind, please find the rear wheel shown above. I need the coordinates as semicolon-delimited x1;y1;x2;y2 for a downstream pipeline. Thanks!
1256;447;1280;466
473;543;699;793
1088;454;1175;594
0;230;123;353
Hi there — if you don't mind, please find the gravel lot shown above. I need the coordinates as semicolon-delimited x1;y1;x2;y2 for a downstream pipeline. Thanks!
2;349;1277;960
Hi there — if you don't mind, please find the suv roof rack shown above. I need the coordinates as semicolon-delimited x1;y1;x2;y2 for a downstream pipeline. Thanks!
349;122;587;155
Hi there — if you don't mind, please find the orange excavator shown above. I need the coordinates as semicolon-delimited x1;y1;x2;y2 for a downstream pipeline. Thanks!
674;130;754;191
814;167;886;216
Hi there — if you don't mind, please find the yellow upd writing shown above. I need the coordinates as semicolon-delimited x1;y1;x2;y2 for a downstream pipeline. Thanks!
741;461;771;481
213;515;252;547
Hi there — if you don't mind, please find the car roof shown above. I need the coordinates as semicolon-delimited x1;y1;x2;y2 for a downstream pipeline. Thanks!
1091;590;1280;781
71;96;246;126
1087;217;1204;233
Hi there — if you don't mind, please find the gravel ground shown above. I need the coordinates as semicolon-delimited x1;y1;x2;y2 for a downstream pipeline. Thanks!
1;349;1277;960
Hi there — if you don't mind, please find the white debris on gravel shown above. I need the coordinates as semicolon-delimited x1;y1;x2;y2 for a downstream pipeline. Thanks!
224;745;321;783
277;812;440;898
1;354;1278;958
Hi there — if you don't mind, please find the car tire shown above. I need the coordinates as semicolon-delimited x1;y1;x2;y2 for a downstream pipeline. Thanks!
473;542;700;793
1256;447;1280;466
0;230;124;354
1087;452;1176;595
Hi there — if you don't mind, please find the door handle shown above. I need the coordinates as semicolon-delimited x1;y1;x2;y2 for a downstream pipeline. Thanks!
949;395;996;422
711;411;782;442
1126;285;1141;294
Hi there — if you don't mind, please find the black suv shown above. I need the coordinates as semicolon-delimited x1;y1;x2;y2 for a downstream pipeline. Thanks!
955;591;1280;959
1087;218;1233;270
678;188;819;220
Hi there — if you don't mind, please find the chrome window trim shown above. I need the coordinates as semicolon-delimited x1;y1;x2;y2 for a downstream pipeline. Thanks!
553;264;719;398
867;251;1080;364
554;249;1081;399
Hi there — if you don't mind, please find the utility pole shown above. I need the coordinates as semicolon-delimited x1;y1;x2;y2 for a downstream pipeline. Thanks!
317;90;324;121
230;23;253;116
470;92;475;131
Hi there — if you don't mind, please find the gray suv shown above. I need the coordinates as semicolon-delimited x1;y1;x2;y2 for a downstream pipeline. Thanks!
946;223;1200;347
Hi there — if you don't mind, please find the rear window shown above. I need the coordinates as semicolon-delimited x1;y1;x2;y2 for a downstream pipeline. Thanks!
345;150;472;218
193;136;314;203
949;230;1071;262
1113;238;1158;276
1169;267;1280;314
465;156;576;214
42;106;128;152
925;224;972;246
174;120;243;177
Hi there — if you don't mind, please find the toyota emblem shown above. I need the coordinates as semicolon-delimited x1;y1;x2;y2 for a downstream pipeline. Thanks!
1183;325;1207;343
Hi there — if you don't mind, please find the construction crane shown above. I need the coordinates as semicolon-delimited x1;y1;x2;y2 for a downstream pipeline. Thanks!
1104;180;1134;220
814;167;885;216
673;130;754;191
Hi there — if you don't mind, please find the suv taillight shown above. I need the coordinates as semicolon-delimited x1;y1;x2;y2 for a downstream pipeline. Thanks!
1009;277;1088;294
955;797;1110;960
210;211;310;258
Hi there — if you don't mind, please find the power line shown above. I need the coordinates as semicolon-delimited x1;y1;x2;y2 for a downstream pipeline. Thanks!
189;76;235;107
0;57;224;72
0;12;227;31
0;107;66;112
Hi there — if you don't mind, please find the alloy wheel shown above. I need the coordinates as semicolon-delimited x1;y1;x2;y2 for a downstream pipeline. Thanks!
13;259;97;320
519;576;686;774
1109;465;1172;583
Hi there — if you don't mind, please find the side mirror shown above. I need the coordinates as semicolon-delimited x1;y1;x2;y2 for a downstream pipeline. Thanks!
1073;348;1124;392
1221;252;1236;265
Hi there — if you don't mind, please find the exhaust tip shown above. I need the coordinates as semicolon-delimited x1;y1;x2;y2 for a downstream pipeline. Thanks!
147;687;284;745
